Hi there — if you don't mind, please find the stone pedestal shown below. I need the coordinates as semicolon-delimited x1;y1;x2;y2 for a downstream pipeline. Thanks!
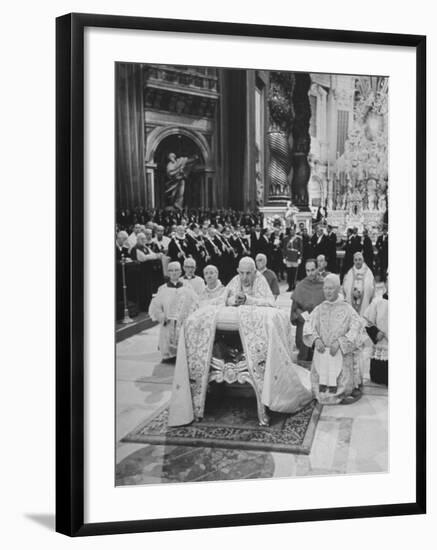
294;211;313;232
259;205;287;229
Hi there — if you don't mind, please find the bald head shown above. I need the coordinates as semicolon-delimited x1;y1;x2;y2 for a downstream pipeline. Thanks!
183;257;196;277
323;274;341;302
353;251;364;269
167;261;182;282
203;264;219;286
317;254;327;272
239;257;256;271
116;231;128;246
136;233;146;245
144;228;153;241
203;264;218;276
183;258;196;268
238;257;256;287
255;253;267;271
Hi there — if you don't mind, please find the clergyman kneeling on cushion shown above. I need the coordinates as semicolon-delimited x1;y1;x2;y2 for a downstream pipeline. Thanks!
303;273;365;405
148;261;198;363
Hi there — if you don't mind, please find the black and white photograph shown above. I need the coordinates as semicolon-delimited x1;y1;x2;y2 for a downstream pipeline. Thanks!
115;64;389;485
1;0;431;545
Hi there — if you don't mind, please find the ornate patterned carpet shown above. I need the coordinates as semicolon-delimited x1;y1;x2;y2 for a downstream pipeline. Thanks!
122;391;322;454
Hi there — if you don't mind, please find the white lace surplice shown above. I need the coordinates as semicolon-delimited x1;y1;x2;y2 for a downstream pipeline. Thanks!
303;298;364;404
364;297;388;361
148;284;199;359
168;274;312;427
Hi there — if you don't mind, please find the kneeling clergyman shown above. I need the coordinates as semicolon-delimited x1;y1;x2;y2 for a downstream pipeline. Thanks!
303;274;365;405
198;264;225;305
167;257;312;427
364;275;389;386
181;257;205;296
148;261;199;363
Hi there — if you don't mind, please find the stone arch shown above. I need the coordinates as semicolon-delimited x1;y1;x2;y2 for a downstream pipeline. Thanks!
146;126;211;168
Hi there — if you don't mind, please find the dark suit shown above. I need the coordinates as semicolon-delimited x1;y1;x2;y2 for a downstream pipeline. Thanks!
116;244;130;262
376;233;388;281
168;236;194;264
311;233;328;258
342;234;362;278
204;235;225;277
129;244;163;311
362;236;375;272
232;234;251;262
325;232;338;273
350;234;363;255
297;233;313;280
250;231;269;258
269;232;284;279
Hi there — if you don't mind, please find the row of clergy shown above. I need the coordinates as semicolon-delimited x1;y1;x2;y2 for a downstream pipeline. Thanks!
291;251;388;388
119;223;289;285
147;256;388;426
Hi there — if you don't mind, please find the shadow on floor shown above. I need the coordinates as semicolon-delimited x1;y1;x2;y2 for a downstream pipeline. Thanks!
24;513;55;531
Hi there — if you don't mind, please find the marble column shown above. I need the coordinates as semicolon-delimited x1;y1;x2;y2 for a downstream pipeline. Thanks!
266;72;295;204
290;73;311;210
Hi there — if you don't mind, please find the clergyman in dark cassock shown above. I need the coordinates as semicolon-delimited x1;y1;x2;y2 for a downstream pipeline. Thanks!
290;259;325;365
130;233;163;311
311;227;328;258
250;225;269;258
376;228;388;281
269;228;285;281
168;226;194;265
362;229;375;273
325;225;338;273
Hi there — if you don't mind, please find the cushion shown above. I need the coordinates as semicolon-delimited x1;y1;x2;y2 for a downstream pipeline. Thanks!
215;306;240;331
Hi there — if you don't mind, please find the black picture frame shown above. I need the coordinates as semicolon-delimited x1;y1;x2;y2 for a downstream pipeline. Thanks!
56;12;426;537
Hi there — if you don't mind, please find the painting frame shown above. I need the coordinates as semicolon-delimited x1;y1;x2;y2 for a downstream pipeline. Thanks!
56;12;426;536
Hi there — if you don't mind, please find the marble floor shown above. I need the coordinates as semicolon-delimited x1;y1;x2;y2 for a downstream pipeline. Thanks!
116;284;388;486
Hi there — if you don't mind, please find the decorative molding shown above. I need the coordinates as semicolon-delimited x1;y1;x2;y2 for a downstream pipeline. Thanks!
145;125;212;168
145;87;218;118
145;64;219;94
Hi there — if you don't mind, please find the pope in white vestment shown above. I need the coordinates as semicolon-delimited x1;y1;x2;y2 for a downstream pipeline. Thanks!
148;262;199;360
168;257;312;427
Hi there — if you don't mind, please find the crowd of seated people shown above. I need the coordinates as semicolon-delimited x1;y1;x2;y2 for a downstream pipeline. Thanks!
116;207;388;300
116;208;388;319
160;255;389;427
116;209;389;425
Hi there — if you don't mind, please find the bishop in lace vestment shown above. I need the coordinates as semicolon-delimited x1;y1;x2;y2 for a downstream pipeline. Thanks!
342;252;375;316
303;274;365;404
198;265;225;306
168;257;312;426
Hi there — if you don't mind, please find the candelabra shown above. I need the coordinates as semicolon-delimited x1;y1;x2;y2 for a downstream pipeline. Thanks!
120;256;133;324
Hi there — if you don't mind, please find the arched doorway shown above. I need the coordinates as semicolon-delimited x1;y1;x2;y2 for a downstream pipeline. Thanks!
154;134;205;210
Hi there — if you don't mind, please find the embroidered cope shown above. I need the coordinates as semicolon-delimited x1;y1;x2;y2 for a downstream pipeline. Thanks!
303;298;365;404
168;274;312;426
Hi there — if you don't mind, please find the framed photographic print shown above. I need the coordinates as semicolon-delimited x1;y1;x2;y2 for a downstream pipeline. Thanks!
56;12;426;536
